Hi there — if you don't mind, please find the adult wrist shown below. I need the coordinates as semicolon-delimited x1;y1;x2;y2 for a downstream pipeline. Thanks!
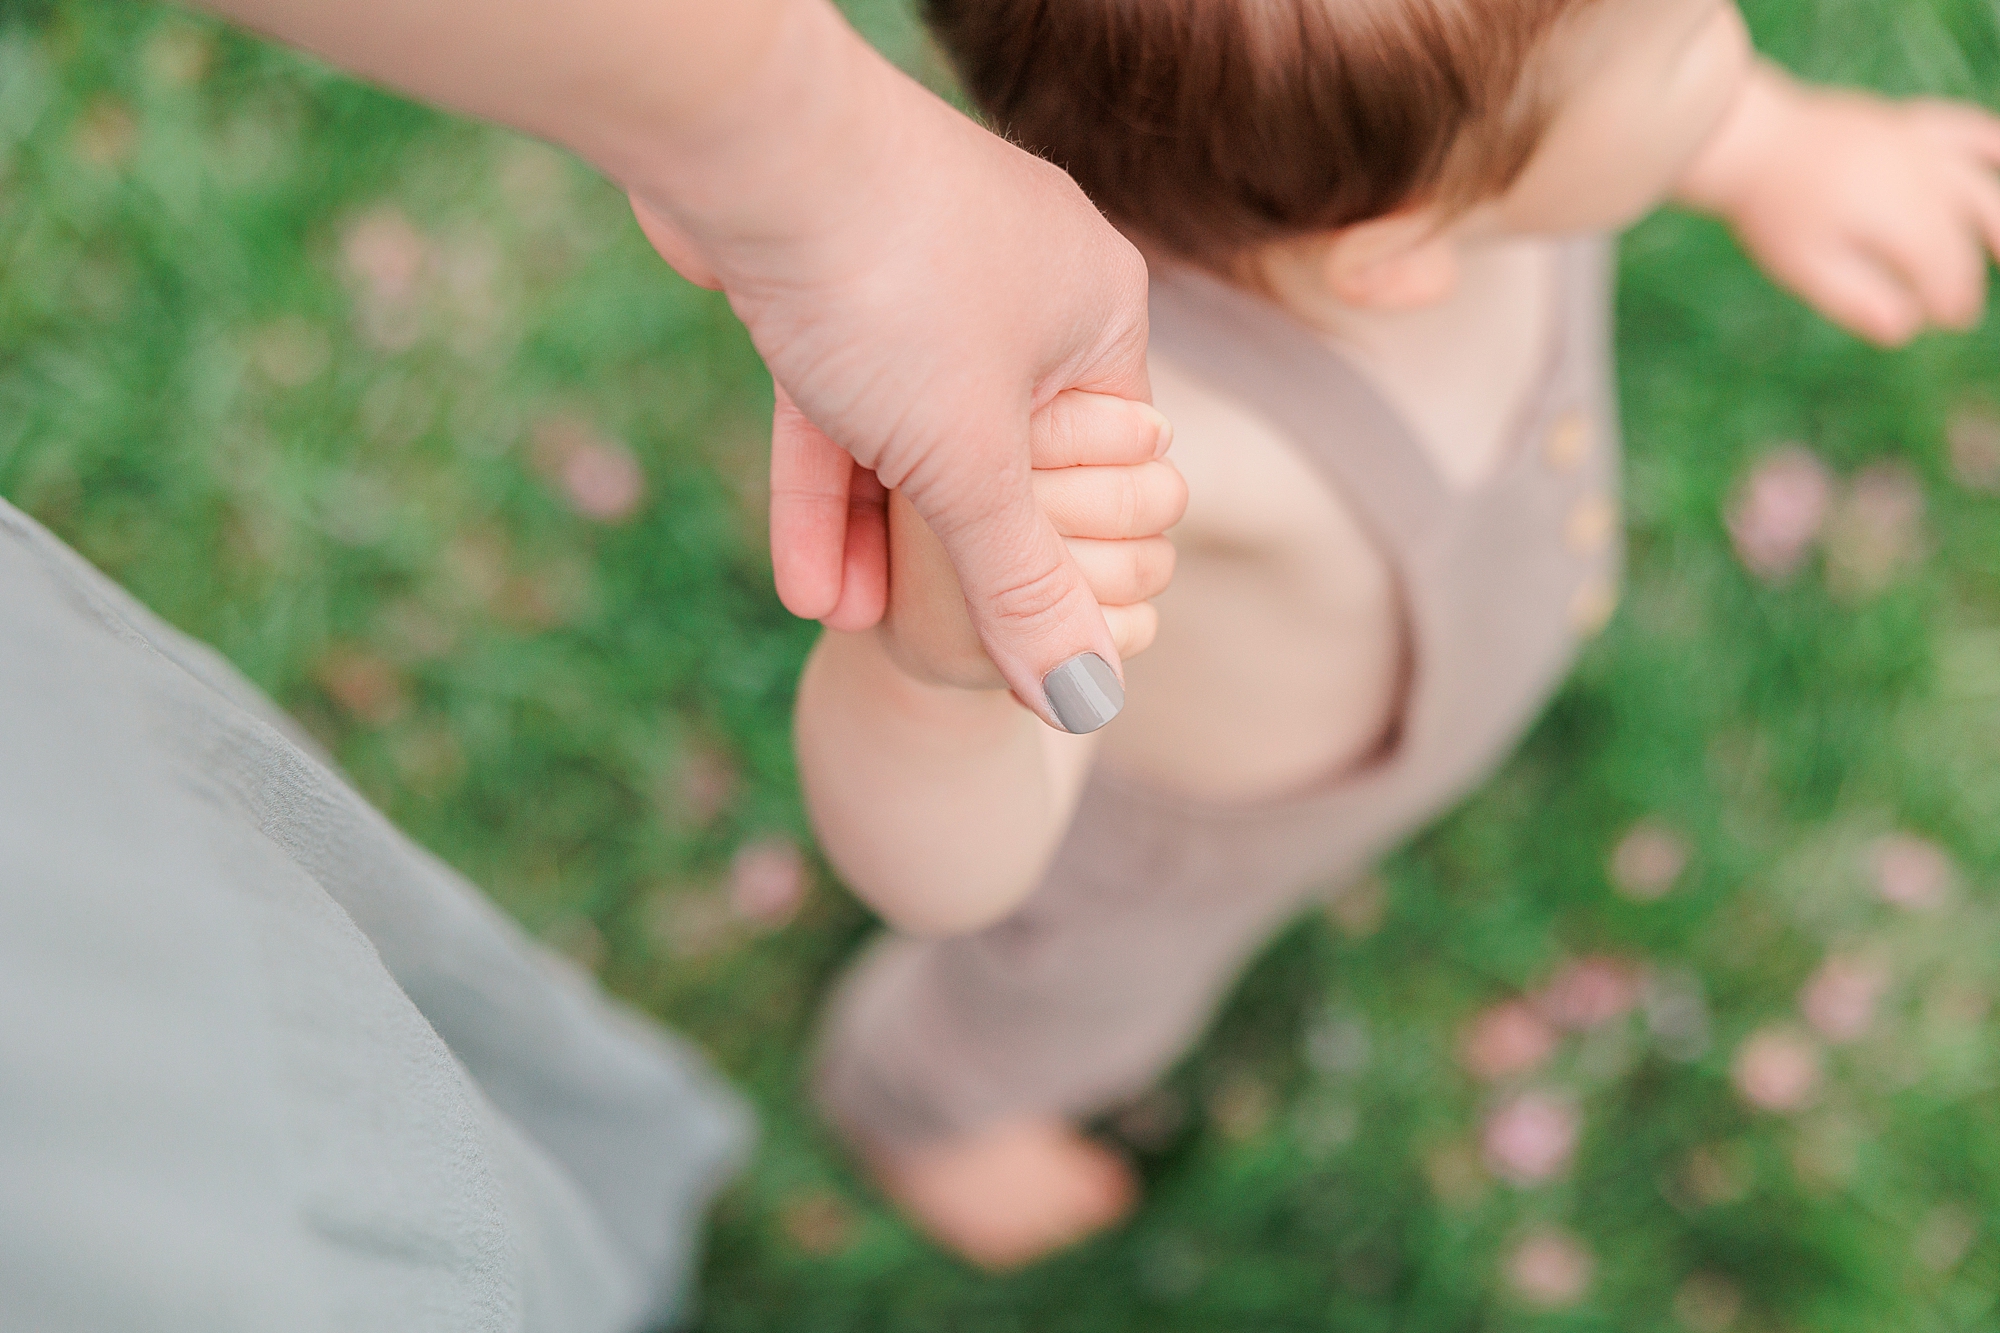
586;0;909;272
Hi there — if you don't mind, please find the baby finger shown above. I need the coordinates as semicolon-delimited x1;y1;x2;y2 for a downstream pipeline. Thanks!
1062;536;1177;607
1856;204;1983;331
1913;99;2000;166
1099;601;1161;663
1960;161;2000;267
1034;459;1189;539
1794;245;1921;346
1030;389;1174;469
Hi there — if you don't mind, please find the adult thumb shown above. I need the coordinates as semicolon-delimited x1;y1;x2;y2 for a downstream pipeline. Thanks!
920;463;1125;734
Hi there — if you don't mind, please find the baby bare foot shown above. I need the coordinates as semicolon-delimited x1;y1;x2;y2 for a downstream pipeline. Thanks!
871;1117;1138;1270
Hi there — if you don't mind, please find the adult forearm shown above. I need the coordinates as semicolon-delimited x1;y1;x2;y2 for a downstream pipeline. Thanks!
795;631;1092;937
185;0;878;232
195;0;777;145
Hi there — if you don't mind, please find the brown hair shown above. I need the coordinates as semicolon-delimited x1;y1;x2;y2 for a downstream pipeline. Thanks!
925;0;1591;276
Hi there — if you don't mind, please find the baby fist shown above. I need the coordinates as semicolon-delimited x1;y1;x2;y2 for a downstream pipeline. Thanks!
879;390;1184;694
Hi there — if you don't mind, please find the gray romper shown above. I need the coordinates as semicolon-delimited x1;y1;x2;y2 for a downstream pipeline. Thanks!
817;239;1623;1147
0;498;750;1331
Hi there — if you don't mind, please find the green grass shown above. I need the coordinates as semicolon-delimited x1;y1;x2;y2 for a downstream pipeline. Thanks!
6;1;2000;1329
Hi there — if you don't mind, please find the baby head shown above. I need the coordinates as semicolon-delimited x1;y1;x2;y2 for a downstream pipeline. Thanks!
926;0;1753;308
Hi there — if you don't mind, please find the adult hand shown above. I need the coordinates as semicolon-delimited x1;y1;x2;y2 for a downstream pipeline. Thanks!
191;0;1157;731
627;4;1157;732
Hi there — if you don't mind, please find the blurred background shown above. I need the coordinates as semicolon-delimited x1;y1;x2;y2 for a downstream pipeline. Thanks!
5;0;2000;1328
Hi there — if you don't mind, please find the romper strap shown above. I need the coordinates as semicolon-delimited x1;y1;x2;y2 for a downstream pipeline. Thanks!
1146;266;1453;568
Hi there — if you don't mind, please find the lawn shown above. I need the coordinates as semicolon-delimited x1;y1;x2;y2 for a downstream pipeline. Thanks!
5;0;2000;1329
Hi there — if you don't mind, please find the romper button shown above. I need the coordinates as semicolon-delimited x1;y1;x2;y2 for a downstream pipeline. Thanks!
1564;495;1617;554
1545;410;1591;472
1568;579;1618;637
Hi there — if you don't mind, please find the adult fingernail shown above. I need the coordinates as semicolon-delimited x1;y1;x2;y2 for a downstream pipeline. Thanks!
1044;652;1124;733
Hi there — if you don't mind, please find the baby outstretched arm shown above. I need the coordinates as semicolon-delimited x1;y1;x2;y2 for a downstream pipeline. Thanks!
1678;56;2000;347
795;391;1183;937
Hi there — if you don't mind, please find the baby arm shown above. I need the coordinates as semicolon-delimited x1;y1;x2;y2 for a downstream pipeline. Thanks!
1677;59;2000;346
795;392;1183;937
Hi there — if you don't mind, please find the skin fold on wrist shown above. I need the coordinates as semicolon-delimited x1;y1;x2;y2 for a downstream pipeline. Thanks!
1672;61;1799;215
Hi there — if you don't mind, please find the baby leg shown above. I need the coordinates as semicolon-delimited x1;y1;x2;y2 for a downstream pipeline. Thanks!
816;780;1350;1266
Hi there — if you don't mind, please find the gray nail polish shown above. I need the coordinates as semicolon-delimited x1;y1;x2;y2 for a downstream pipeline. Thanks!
1043;652;1124;734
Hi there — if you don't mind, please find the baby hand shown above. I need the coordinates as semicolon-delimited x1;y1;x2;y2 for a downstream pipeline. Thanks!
1681;66;2000;346
878;390;1185;694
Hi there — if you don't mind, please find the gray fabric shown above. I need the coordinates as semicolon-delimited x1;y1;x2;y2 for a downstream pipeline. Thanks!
818;239;1622;1146
0;496;751;1333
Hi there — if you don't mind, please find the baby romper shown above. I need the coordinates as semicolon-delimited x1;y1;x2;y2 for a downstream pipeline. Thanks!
816;238;1623;1148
